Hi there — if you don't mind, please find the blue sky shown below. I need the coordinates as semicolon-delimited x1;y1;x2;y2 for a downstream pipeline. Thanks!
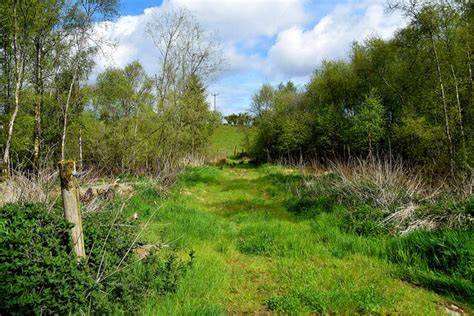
94;0;406;114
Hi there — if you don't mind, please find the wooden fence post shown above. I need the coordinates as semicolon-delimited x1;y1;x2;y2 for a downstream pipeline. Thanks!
58;160;85;258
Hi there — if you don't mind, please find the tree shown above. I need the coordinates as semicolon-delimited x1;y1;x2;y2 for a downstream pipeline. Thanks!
178;74;217;155
1;1;30;175
351;90;385;157
146;9;223;109
250;84;274;122
58;0;119;160
388;0;471;175
30;0;64;167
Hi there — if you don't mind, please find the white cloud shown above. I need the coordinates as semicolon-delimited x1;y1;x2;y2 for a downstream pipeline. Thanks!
94;0;304;79
91;0;407;114
92;14;159;79
268;1;407;76
162;0;309;41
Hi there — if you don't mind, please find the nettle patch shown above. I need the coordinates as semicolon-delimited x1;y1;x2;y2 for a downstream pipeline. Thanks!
0;202;192;314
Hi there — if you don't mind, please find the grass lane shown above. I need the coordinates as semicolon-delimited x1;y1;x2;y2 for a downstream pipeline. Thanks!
136;164;460;315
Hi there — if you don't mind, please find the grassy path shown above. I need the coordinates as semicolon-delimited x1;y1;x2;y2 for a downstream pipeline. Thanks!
137;165;454;315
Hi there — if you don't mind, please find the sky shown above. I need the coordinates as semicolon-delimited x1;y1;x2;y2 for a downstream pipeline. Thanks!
93;0;407;115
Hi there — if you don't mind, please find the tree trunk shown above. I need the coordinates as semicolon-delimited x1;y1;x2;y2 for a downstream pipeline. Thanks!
79;128;83;170
450;64;467;168
443;19;468;173
33;38;44;168
430;32;455;174
368;134;373;160
3;5;23;176
61;72;76;160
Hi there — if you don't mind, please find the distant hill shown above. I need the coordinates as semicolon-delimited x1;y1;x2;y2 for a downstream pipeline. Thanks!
207;125;255;159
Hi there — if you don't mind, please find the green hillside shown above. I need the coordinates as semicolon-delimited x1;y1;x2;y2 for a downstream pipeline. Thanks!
207;125;255;158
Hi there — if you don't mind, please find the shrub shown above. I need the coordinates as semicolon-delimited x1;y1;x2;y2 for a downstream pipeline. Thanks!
0;202;192;314
328;159;425;211
0;203;93;314
0;168;58;206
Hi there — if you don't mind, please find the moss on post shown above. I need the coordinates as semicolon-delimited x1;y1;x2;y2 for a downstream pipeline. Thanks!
58;160;85;258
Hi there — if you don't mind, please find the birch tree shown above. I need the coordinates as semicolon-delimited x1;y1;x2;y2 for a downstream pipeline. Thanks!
145;9;223;109
0;1;29;175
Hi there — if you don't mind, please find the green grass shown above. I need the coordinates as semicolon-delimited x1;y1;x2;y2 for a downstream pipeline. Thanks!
206;125;255;158
127;164;472;314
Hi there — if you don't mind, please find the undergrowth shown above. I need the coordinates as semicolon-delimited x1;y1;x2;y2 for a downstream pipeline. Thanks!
0;198;192;314
281;161;474;307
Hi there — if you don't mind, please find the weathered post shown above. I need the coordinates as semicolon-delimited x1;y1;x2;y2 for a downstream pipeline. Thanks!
58;160;85;258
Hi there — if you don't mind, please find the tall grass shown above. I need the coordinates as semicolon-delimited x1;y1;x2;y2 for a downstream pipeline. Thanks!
328;158;426;211
0;168;59;206
295;158;473;234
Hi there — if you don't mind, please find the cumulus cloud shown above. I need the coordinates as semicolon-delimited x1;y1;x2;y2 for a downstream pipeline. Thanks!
92;14;158;79
268;1;407;76
165;0;309;40
93;0;309;76
91;0;407;114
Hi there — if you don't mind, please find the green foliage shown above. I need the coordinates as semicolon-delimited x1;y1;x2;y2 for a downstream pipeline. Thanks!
0;202;192;314
340;204;387;237
76;64;218;174
286;195;337;219
0;204;92;314
237;221;319;258
224;112;253;126
179;166;223;186
138;165;473;313
351;90;385;156
249;1;473;177
387;230;473;280
267;295;302;314
267;283;390;314
281;166;473;306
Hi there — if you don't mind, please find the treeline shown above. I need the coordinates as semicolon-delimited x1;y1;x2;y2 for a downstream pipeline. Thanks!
251;0;472;177
0;3;221;175
224;112;253;126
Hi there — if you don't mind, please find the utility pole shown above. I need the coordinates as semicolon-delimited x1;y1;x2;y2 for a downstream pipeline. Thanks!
211;93;218;112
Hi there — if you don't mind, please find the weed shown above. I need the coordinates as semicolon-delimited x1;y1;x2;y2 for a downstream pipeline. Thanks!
0;202;191;314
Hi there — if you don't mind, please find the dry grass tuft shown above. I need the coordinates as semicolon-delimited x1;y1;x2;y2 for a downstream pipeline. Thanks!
329;158;428;211
0;168;59;206
302;158;473;234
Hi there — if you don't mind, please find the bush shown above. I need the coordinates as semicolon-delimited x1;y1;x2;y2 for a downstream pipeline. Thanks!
0;203;93;314
0;203;192;314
